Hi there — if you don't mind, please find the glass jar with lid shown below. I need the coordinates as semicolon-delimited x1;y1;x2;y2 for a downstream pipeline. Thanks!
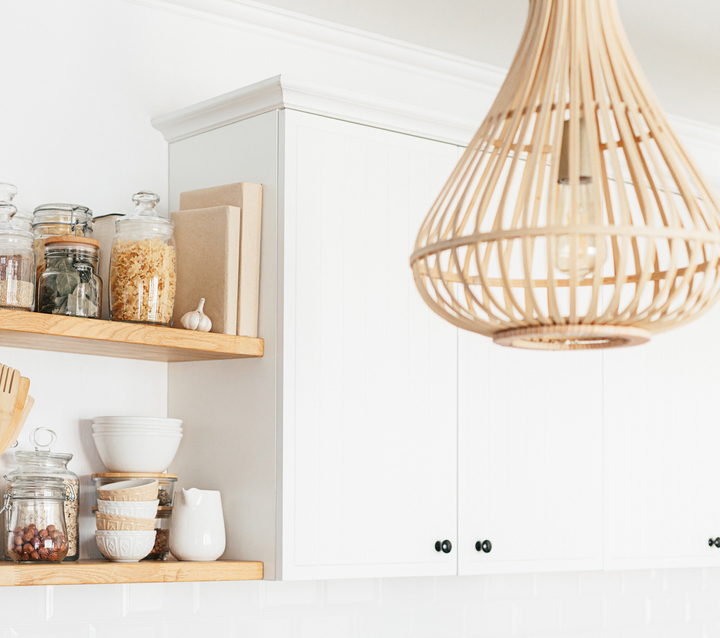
0;198;35;311
2;476;75;563
109;191;176;325
5;429;80;560
0;183;32;232
37;237;102;318
32;203;93;279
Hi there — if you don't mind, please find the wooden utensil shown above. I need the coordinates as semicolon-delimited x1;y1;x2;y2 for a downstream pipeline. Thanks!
0;368;20;447
0;377;31;455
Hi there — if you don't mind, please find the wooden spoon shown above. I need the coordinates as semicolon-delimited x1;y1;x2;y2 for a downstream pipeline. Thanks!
0;368;20;445
0;391;32;456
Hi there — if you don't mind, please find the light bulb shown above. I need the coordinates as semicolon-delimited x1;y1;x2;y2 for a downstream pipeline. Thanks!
553;120;605;279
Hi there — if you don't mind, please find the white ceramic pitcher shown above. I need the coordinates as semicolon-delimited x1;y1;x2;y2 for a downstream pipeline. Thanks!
169;488;226;561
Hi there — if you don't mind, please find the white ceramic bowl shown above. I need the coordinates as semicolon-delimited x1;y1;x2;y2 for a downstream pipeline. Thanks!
97;499;159;518
92;431;183;472
97;479;159;502
96;530;156;562
93;417;183;428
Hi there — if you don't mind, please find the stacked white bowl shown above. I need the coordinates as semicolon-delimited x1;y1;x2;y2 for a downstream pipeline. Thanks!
92;417;183;472
95;479;159;562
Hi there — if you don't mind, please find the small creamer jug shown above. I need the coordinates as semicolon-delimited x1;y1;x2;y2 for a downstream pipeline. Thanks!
169;488;225;561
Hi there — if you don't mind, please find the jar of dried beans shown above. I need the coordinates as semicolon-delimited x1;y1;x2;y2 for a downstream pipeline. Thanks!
0;198;35;311
109;191;176;325
32;203;93;281
4;429;80;561
2;477;76;563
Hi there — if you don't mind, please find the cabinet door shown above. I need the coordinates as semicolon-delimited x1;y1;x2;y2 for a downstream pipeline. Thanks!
458;331;603;574
604;306;720;570
281;110;459;580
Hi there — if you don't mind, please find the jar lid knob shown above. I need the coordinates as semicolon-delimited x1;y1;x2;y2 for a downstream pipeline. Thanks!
30;427;56;451
131;191;160;216
0;183;18;203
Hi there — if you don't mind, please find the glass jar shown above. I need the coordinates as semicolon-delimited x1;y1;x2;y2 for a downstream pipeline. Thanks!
32;203;93;281
2;477;75;563
5;429;80;561
109;191;176;325
0;199;35;311
0;183;32;232
145;510;171;560
37;237;102;318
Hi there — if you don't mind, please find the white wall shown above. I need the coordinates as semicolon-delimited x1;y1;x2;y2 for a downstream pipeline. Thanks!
3;0;720;635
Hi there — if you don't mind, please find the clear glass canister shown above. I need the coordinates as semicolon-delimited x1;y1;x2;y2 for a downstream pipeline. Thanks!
0;199;35;311
37;237;102;318
0;183;32;232
32;203;93;280
109;191;176;326
145;510;171;560
2;477;75;563
4;429;80;561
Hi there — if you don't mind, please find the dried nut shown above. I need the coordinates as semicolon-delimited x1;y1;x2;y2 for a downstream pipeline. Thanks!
13;534;23;546
22;531;33;542
38;529;48;539
22;543;33;554
21;553;30;561
38;548;49;559
30;551;39;560
13;526;21;533
46;525;55;533
48;551;58;561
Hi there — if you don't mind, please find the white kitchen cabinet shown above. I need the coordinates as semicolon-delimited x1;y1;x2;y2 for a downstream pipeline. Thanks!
458;331;604;574
603;304;720;570
158;77;461;579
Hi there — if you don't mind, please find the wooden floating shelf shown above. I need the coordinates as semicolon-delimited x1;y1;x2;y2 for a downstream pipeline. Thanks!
0;559;263;586
0;309;264;362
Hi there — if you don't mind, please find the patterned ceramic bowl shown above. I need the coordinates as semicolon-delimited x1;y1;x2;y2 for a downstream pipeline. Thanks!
95;530;156;562
96;499;159;518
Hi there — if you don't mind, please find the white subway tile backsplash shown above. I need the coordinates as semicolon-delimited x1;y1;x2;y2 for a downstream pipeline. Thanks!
603;595;647;630
559;597;605;633
125;582;195;618
89;619;164;638
646;594;686;627
323;578;379;605
49;585;124;623
5;569;720;637
513;598;560;635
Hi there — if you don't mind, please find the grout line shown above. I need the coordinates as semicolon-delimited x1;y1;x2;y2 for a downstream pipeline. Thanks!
45;585;53;621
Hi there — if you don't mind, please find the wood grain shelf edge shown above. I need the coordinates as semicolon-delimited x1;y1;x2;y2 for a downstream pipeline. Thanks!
0;559;264;586
0;309;264;362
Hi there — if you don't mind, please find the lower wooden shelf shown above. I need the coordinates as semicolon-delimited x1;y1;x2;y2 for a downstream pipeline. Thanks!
0;559;263;586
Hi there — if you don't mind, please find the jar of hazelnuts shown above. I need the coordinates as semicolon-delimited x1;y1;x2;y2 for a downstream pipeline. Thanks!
1;477;76;563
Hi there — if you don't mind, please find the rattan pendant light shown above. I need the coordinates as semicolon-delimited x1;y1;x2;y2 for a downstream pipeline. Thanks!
411;0;720;349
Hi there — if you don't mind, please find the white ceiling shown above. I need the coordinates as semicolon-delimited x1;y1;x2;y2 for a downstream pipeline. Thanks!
251;0;720;127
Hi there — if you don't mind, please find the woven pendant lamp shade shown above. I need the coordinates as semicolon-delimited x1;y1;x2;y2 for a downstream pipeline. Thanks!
410;0;720;350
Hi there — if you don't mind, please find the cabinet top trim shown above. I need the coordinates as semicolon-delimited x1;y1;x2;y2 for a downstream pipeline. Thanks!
151;75;477;146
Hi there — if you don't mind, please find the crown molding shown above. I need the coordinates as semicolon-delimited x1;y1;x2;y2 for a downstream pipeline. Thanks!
151;75;479;146
141;0;720;185
122;0;506;91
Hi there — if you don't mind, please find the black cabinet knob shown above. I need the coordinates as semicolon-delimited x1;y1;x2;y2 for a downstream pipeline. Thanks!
475;540;492;553
435;540;452;553
710;537;720;548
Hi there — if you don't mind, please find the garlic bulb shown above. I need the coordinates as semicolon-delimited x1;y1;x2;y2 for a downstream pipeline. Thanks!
181;298;212;332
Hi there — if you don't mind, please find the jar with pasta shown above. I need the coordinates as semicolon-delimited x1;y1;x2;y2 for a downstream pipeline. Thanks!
32;203;93;280
109;191;176;325
0;198;35;311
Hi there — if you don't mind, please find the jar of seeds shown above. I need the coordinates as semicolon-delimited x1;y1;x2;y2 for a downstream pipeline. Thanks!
0;198;35;311
37;237;102;318
4;429;80;561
